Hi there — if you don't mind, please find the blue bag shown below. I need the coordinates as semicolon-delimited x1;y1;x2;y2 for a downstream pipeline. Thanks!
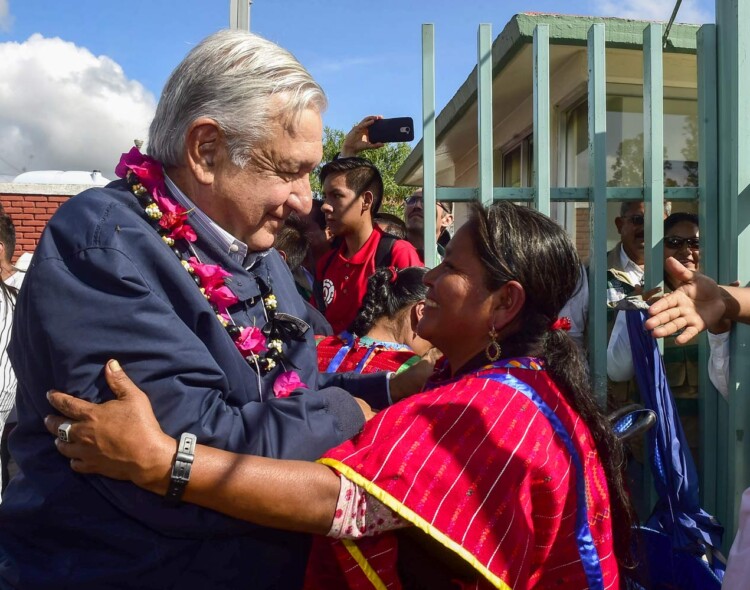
622;310;725;589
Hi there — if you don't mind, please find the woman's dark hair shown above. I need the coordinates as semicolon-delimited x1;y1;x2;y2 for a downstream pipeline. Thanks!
348;266;428;336
466;201;635;569
664;211;699;233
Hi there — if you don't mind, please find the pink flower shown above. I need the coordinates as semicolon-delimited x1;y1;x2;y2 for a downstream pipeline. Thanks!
169;223;198;242
150;186;174;212
273;371;306;398
160;205;197;243
189;258;239;312
190;258;232;290
208;285;239;314
235;326;267;355
115;147;164;193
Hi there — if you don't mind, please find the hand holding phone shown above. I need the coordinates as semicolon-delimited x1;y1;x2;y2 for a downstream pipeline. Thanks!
367;117;414;144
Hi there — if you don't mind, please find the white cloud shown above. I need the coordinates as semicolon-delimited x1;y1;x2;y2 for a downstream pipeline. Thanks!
0;0;11;32
0;34;156;178
589;0;713;24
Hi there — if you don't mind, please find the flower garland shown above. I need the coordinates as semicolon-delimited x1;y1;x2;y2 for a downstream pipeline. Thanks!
116;147;305;398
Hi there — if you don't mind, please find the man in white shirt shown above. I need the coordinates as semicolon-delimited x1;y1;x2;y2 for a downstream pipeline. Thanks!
610;201;649;286
0;211;28;496
563;201;668;349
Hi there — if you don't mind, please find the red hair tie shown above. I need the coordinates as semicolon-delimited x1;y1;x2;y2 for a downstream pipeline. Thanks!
388;266;399;284
550;317;571;331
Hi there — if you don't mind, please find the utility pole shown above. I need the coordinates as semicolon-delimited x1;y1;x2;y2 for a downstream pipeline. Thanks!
229;0;252;31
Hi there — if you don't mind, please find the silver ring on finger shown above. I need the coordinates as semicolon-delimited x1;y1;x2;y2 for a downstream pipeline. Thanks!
58;421;73;443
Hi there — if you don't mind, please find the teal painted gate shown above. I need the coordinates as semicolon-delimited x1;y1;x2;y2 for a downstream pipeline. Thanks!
417;2;750;546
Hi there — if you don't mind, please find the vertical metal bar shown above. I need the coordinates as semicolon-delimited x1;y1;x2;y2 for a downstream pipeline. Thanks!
477;24;494;206
717;0;750;546
422;24;438;269
587;24;608;407
534;25;551;215
643;24;664;297
642;21;664;515
229;0;249;30
697;23;720;515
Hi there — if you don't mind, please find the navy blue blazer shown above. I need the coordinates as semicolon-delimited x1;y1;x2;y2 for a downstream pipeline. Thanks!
0;181;390;589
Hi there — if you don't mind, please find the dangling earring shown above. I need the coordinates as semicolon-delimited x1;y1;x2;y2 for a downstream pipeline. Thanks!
485;326;501;362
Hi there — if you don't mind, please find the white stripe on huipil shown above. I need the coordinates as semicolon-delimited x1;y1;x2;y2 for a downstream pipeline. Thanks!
400;381;489;505
460;400;542;546
428;381;518;521
466;402;544;581
366;384;457;483
511;533;532;589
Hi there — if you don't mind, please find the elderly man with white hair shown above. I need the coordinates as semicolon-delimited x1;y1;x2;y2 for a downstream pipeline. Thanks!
0;30;414;590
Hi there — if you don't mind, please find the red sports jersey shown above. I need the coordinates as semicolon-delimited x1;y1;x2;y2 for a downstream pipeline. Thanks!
316;227;422;334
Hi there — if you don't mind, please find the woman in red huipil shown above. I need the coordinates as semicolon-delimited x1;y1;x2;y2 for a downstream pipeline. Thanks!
316;266;432;376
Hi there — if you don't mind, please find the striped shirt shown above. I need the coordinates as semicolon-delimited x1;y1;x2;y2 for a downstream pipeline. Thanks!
0;271;24;496
0;271;23;424
163;173;248;265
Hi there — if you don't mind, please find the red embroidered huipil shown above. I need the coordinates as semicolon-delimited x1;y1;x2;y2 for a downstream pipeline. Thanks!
306;360;620;589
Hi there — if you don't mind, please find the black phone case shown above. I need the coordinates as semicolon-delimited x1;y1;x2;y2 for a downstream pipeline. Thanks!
369;117;415;143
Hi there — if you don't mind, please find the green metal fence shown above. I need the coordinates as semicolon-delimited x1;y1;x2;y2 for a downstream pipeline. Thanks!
418;9;749;546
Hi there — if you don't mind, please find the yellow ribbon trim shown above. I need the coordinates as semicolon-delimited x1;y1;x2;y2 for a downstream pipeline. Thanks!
319;458;512;590
340;539;389;590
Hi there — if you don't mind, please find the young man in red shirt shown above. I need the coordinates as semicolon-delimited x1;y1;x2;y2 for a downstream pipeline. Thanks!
316;157;422;333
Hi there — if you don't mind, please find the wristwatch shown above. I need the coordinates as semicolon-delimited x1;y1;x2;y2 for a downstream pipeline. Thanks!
165;432;197;505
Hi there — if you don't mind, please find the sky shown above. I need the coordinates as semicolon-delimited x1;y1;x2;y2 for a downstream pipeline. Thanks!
0;0;714;180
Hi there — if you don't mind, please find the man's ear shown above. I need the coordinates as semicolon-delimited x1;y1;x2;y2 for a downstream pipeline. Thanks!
361;190;374;214
185;118;222;186
440;213;454;231
278;250;287;262
614;216;625;235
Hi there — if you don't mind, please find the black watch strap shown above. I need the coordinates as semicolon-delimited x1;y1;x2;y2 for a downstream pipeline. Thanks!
165;432;197;505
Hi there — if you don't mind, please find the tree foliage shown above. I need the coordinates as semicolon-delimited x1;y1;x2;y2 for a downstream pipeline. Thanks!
311;126;413;216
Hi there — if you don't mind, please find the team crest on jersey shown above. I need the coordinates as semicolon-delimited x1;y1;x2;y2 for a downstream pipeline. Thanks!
323;279;334;306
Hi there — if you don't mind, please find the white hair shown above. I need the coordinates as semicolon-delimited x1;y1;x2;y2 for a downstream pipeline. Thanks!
147;29;327;168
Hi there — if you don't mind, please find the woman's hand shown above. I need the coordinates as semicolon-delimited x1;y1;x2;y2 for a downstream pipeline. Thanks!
44;359;175;494
389;348;442;403
354;397;376;421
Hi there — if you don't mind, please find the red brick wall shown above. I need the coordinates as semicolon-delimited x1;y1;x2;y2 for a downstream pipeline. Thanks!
575;205;591;261
0;193;71;263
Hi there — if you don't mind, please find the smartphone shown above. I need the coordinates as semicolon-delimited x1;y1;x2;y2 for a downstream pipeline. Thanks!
368;117;415;143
